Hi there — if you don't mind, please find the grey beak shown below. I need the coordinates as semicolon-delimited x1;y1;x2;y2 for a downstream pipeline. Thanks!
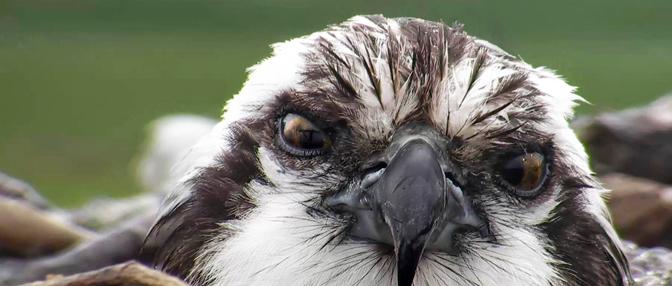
325;125;486;286
372;139;445;286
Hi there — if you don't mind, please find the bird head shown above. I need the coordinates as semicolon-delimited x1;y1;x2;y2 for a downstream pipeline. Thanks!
142;15;631;286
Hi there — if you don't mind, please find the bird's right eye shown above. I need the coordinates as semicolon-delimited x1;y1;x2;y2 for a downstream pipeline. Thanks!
500;152;548;197
278;113;332;157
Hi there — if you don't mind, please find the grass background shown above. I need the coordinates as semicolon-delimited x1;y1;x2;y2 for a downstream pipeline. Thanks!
1;0;671;207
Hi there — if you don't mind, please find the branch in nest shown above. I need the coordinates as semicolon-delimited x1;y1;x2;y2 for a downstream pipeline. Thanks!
22;261;188;286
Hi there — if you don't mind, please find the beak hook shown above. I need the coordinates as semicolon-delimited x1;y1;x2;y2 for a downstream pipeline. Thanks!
373;139;446;286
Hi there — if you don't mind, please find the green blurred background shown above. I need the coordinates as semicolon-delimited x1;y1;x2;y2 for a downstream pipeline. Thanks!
1;0;671;207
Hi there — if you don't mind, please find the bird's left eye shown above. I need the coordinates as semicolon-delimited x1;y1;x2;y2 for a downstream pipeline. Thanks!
500;152;548;197
278;113;332;156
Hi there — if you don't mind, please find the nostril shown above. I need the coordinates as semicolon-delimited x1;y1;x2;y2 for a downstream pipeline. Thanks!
324;192;356;213
360;162;387;188
444;171;458;184
361;161;388;174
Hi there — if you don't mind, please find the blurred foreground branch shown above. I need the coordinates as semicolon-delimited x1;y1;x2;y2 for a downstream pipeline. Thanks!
0;198;93;257
22;262;187;286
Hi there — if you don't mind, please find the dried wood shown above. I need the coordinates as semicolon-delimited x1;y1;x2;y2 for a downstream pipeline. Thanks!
0;172;50;209
576;95;672;184
0;198;94;257
21;261;188;286
602;173;672;248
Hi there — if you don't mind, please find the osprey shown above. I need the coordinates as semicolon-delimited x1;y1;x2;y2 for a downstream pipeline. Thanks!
142;15;632;286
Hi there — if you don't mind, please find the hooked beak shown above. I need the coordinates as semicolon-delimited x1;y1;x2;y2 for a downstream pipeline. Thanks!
373;139;445;286
325;124;486;286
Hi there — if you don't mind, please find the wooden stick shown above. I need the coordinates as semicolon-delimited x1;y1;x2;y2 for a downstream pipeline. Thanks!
0;199;94;257
22;261;188;286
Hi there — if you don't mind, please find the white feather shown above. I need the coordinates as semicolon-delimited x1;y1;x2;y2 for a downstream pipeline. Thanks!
151;15;620;286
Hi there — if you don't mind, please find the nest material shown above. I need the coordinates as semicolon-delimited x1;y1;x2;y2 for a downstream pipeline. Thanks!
3;95;672;285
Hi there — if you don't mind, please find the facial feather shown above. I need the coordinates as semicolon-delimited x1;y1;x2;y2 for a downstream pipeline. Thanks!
142;15;631;286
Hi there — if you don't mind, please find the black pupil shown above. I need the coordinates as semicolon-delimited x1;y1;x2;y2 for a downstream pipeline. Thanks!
282;114;327;151
502;155;525;186
297;128;325;149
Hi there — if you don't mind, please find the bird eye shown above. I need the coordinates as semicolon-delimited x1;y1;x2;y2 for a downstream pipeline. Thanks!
500;152;548;197
278;113;332;156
